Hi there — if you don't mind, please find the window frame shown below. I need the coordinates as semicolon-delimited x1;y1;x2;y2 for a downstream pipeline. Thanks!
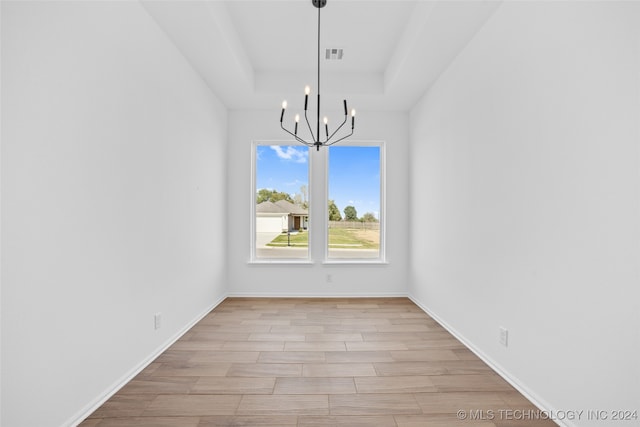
323;141;386;264
250;140;313;264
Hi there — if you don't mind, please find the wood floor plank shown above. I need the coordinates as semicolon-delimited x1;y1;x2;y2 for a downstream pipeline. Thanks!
78;419;101;426
325;350;394;363
248;333;306;341
375;324;433;332
274;377;356;394
395;414;497;427
134;362;161;378
298;415;397;426
151;362;231;377
374;360;493;376
169;341;226;351
373;361;448;376
329;394;422;415
389;349;461;361
81;298;549;426
226;363;302;377
236;395;329;415
241;319;291;326
221;341;285;351
189;332;250;342
86;395;156;418
191;324;272;333
322;324;379;333
363;332;453;342
345;341;409;351
197;415;297;426
89;417;201;427
429;374;515;392
118;376;197;394
191;377;275;394
413;391;510;414
355;375;437;393
187;351;260;363
142;395;241;416
303;363;377;377
258;351;326;364
284;341;346;351
305;333;363;341
270;325;324;333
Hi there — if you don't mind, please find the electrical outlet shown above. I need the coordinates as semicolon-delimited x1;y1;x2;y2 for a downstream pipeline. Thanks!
154;313;162;330
326;274;333;283
499;326;508;347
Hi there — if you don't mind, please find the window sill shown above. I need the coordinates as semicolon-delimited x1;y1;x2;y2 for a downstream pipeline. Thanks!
248;259;315;265
322;259;388;265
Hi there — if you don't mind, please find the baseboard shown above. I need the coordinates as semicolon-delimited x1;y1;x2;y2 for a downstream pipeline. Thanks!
65;294;227;427
226;292;408;298
408;294;570;427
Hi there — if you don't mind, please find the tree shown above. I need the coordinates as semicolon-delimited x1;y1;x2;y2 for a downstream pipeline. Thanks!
293;185;309;209
256;189;293;204
328;200;341;221
300;185;308;205
362;212;378;222
343;205;358;221
256;189;272;204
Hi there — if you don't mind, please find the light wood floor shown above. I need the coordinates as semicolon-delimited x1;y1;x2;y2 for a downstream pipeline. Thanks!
81;298;556;427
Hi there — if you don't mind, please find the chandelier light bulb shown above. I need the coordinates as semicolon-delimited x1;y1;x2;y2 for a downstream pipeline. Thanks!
305;86;311;95
351;109;356;117
282;100;287;109
323;116;328;125
295;114;300;123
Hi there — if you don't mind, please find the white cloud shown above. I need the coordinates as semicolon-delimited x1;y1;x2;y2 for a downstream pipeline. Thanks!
270;145;308;163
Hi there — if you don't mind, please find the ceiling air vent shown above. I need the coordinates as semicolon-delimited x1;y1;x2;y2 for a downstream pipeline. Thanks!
325;48;344;60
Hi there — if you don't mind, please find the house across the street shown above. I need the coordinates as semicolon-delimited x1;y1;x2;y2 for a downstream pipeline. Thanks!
256;200;308;233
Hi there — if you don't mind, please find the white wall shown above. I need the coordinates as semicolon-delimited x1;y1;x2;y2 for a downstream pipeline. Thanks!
1;2;228;426
227;110;409;296
409;2;640;426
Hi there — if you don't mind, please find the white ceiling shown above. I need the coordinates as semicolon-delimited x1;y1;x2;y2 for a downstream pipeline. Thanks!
141;0;501;112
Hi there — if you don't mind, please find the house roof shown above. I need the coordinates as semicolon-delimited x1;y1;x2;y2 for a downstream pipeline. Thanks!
275;200;308;215
255;201;283;214
256;200;307;215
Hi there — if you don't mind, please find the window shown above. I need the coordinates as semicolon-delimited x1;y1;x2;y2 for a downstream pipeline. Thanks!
252;143;310;261
251;141;384;263
327;144;384;261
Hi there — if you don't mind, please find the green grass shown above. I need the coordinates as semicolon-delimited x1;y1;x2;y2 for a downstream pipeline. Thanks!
329;228;379;249
266;229;379;249
266;231;310;247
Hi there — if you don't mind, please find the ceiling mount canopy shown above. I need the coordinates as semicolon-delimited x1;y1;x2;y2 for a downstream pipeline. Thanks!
279;0;356;151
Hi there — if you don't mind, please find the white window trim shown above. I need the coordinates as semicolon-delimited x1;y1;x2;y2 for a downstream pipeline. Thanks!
249;140;313;264
323;140;387;265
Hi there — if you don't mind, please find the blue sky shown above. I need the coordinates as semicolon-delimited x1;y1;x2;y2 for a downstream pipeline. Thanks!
256;145;380;219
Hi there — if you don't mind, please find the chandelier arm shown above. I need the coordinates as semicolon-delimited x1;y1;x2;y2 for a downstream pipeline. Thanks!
326;113;348;143
303;108;317;142
280;122;313;146
325;128;354;146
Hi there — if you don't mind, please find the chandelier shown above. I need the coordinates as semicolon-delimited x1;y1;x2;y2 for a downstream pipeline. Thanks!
279;0;356;151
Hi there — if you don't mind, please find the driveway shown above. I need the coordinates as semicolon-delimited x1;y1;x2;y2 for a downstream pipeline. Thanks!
256;232;282;247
